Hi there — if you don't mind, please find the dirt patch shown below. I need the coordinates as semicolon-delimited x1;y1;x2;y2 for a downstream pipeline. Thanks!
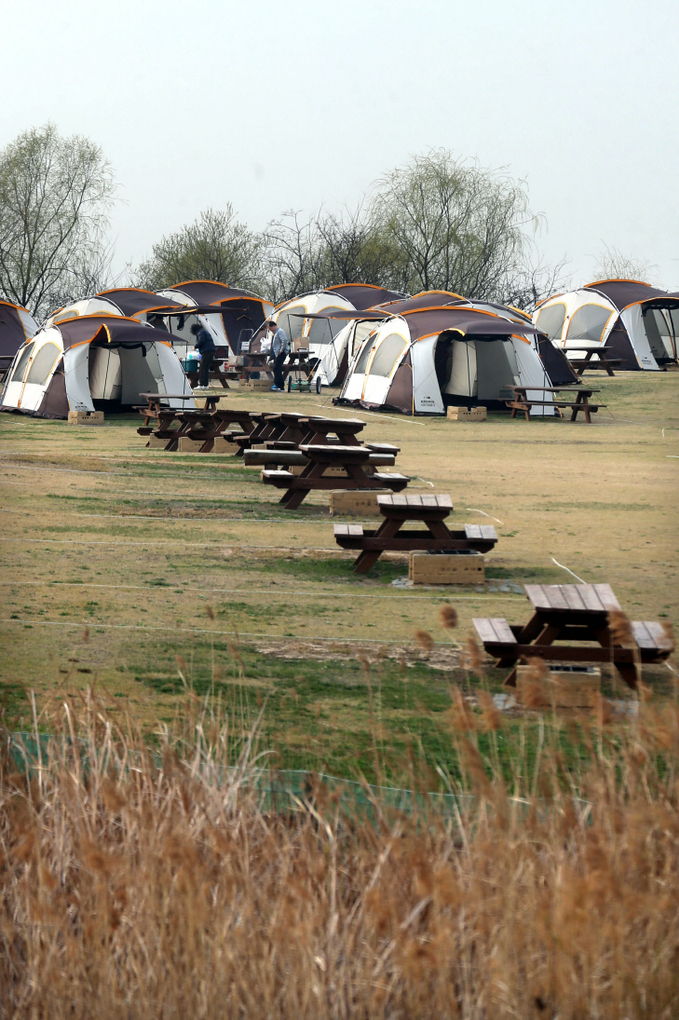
253;638;461;671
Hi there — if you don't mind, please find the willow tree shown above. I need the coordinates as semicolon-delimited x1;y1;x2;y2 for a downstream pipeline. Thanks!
369;150;541;300
0;124;116;318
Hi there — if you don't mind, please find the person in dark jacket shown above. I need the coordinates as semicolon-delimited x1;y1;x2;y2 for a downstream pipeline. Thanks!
267;319;289;391
190;322;216;388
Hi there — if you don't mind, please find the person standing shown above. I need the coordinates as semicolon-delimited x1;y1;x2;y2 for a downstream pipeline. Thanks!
190;322;216;389
267;319;289;391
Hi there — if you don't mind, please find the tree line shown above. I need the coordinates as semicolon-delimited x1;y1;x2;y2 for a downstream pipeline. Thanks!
3;123;639;322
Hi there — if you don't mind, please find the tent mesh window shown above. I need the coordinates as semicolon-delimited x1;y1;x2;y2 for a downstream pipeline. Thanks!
353;334;379;375
25;343;61;386
367;333;407;377
565;304;613;344
307;309;350;346
278;305;307;341
535;302;567;341
11;342;35;383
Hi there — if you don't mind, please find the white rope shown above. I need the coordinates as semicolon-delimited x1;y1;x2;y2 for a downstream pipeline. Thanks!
0;578;519;602
0;617;462;643
550;558;586;584
466;508;505;525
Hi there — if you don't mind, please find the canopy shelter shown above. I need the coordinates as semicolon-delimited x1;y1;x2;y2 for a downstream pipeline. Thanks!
155;280;274;355
325;283;406;309
0;314;192;420
97;288;186;320
0;300;38;358
534;279;679;370
337;304;570;416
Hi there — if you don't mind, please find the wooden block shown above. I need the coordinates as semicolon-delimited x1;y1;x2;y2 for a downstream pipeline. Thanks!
240;378;272;390
213;436;239;454
517;666;601;709
68;411;104;425
329;489;391;516
409;551;485;585
446;406;487;422
147;435;169;449
178;438;205;453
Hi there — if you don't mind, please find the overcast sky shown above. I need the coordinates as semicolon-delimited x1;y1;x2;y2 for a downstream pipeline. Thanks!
4;0;678;292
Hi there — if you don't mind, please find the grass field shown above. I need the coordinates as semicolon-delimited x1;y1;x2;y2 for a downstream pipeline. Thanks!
2;375;679;1018
1;373;677;783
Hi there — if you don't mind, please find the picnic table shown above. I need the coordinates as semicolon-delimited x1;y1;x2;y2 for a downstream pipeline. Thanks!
262;443;408;510
136;392;208;431
506;385;605;423
143;406;260;452
473;583;674;689
566;347;622;377
237;350;273;382
334;493;498;573
183;346;235;389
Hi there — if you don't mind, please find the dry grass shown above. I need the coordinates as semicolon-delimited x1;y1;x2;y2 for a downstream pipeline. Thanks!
2;693;679;1019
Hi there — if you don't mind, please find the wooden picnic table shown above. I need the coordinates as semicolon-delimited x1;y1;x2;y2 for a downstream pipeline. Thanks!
145;407;260;452
473;583;674;689
237;350;273;382
334;493;498;573
174;407;261;453
506;385;605;423
183;346;234;389
136;392;207;432
262;443;408;510
565;347;622;377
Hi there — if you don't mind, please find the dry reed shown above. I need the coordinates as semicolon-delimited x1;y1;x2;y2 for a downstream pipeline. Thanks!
1;686;678;1019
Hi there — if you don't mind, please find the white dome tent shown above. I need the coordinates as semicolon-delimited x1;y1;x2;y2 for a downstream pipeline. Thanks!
534;279;679;371
336;302;575;416
0;314;192;419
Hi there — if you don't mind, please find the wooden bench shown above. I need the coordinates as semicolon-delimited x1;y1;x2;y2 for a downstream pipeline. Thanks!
334;494;497;573
473;583;674;689
262;443;408;510
506;386;605;423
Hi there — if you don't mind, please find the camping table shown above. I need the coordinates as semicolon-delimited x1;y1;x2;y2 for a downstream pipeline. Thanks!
473;583;674;689
334;494;498;573
565;347;622;377
184;346;233;388
262;443;408;510
506;386;604;423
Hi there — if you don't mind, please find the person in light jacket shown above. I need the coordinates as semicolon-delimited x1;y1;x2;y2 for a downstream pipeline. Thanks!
267;320;289;391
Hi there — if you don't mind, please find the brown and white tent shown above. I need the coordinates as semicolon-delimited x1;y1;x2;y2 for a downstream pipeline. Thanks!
155;280;274;355
0;314;192;419
336;298;576;415
0;299;39;358
534;279;679;370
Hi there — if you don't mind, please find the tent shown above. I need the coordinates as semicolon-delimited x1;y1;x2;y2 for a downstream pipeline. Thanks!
155;280;274;356
325;283;406;309
534;279;679;370
0;314;193;419
0;300;38;358
336;303;574;415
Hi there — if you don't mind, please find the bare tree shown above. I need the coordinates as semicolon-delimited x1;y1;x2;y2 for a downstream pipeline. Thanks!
313;205;403;288
592;246;655;283
369;150;542;299
133;207;262;292
0;123;116;318
498;255;571;313
260;211;326;302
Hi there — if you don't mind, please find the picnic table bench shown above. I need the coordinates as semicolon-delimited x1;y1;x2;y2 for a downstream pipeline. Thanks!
473;583;674;689
565;347;622;377
183;346;234;388
506;385;605;423
176;407;261;452
262;443;408;510
236;350;273;382
334;494;497;573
